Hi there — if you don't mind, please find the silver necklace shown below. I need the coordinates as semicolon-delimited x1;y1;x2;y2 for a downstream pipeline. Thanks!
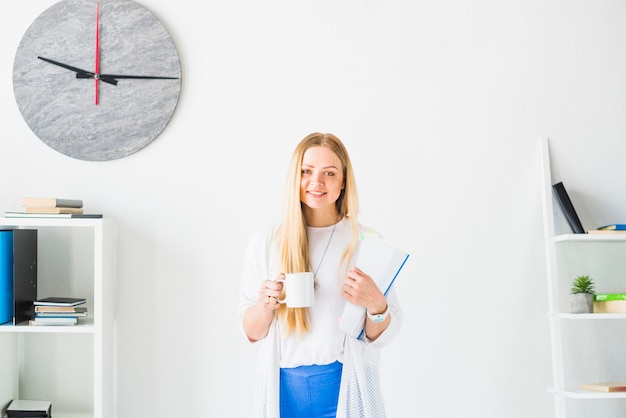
313;222;337;279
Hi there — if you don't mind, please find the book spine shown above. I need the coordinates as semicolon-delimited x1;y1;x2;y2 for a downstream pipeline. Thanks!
22;198;83;208
0;231;13;324
594;293;626;301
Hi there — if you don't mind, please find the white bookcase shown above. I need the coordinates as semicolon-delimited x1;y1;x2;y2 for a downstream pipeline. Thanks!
541;138;626;417
0;217;116;418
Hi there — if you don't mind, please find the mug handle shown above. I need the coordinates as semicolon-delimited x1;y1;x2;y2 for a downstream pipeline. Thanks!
274;278;286;304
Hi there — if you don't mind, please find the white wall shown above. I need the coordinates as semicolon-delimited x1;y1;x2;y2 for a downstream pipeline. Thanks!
3;0;626;417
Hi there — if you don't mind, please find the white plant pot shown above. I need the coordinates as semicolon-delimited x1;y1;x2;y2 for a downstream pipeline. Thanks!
571;293;593;313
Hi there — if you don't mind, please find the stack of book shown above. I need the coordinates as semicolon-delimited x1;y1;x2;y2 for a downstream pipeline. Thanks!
593;293;626;313
30;297;88;326
4;197;103;219
21;197;84;214
581;381;626;392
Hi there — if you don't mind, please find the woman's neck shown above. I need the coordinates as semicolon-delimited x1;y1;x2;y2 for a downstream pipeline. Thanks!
303;207;340;227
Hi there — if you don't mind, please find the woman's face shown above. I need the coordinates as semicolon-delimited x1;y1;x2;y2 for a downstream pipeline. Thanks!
299;146;344;213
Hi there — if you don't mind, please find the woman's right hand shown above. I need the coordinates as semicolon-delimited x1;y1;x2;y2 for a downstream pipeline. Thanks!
257;273;285;310
243;274;285;342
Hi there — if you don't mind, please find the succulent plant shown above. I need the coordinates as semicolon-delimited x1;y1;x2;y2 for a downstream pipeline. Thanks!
570;275;595;295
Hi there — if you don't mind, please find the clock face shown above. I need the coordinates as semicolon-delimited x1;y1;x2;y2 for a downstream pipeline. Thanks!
13;0;182;161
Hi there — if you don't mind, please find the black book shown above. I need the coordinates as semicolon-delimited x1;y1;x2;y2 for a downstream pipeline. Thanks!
552;182;585;234
34;296;86;307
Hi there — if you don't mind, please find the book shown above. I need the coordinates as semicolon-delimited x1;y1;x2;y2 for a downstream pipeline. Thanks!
597;224;626;231
29;319;77;326
35;311;87;318
35;305;88;313
581;381;626;392
25;207;84;214
593;300;626;313
587;229;626;235
34;312;87;323
22;197;82;208
594;293;626;301
6;399;51;417
4;212;102;219
34;296;86;307
339;233;409;338
30;316;78;324
552;182;585;234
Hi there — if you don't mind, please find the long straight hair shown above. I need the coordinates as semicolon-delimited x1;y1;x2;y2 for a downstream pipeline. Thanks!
275;132;360;336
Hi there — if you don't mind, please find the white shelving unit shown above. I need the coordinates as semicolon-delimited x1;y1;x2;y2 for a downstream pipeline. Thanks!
0;217;116;418
541;138;626;417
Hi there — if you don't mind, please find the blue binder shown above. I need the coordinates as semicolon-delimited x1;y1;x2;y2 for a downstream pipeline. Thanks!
0;231;13;324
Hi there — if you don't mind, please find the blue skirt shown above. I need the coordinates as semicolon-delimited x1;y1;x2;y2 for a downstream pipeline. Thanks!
279;361;343;418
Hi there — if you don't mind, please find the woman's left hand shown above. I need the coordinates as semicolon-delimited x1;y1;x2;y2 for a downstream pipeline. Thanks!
342;267;387;314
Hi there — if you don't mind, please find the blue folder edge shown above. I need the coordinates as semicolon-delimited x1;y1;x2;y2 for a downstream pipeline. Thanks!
0;231;13;324
357;253;410;340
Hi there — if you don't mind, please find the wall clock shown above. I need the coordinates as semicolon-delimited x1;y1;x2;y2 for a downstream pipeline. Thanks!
13;0;182;161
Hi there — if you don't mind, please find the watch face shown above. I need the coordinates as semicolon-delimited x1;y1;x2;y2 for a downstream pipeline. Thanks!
13;0;182;161
370;314;385;323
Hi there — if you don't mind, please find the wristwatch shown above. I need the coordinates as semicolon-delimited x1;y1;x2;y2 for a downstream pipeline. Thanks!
367;304;389;323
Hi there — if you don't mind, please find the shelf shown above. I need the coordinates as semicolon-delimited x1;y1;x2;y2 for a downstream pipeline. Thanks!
553;234;626;243
0;217;108;228
540;138;626;418
563;389;626;399
0;218;115;418
0;318;95;334
557;313;626;320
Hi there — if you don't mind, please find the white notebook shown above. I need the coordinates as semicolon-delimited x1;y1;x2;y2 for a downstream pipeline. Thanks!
339;233;409;338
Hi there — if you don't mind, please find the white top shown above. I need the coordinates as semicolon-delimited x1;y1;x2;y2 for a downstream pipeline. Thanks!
279;219;352;367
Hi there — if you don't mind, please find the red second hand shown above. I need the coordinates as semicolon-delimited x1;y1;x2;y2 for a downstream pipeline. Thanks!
95;1;100;105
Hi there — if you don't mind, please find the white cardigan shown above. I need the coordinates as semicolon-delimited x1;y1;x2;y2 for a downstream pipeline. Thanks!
238;222;404;417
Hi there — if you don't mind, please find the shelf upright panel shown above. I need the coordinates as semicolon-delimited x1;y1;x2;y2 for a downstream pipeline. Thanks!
540;137;566;418
93;219;116;418
0;332;18;412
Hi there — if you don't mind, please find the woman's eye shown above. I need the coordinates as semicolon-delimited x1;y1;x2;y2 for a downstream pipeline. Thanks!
302;169;311;175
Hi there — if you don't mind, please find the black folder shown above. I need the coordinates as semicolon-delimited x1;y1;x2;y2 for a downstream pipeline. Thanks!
552;182;585;234
13;229;37;325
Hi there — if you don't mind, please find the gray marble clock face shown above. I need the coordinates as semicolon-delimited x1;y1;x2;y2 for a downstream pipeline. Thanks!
13;0;181;161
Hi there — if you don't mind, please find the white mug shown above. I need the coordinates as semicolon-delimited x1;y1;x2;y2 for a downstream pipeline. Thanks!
276;272;315;308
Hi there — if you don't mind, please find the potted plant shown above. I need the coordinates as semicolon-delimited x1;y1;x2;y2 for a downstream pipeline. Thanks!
570;275;595;313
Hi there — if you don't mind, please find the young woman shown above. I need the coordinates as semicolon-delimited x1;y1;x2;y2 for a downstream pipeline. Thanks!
238;132;403;417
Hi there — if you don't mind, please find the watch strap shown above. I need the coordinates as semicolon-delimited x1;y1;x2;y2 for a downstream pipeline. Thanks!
367;304;389;323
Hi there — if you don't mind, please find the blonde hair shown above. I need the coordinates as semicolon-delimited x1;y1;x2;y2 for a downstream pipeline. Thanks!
275;132;360;336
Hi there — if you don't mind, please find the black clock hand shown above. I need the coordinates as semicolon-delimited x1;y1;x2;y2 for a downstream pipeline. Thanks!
38;56;118;85
97;74;179;80
39;57;177;83
76;72;178;81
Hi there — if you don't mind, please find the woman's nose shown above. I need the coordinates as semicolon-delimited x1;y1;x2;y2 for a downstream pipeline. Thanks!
313;172;324;184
